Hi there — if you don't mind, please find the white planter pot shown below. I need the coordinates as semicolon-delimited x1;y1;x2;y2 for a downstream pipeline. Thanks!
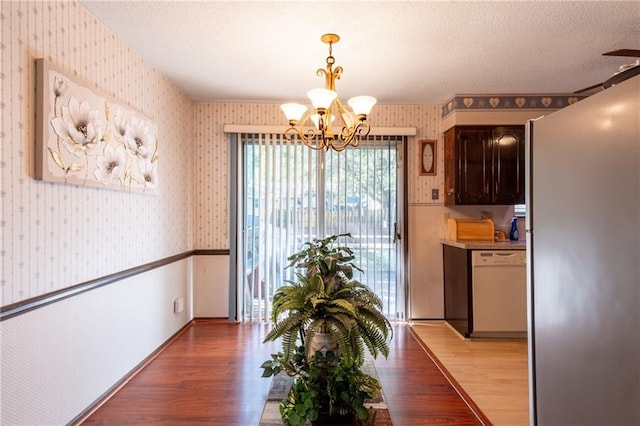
309;332;339;358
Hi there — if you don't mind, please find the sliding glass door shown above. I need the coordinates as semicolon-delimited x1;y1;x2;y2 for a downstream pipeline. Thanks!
236;133;404;322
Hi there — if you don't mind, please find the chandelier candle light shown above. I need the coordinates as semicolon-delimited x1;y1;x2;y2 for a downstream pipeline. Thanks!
281;33;377;151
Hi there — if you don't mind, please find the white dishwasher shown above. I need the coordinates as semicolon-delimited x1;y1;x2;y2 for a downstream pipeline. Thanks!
472;250;527;338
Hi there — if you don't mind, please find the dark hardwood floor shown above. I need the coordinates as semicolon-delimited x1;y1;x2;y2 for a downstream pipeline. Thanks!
79;320;488;425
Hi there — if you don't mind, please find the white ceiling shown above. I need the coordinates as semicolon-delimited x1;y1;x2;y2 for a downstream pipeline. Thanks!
80;1;640;105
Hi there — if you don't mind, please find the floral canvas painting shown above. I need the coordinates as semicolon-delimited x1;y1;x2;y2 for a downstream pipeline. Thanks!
35;58;159;194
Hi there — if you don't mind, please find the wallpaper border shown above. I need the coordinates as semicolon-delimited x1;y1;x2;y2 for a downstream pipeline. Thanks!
441;94;590;118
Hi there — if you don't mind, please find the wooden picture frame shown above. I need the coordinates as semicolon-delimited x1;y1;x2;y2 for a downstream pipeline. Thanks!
418;139;437;176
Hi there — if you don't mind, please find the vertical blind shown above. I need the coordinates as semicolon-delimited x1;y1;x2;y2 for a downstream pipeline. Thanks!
238;133;405;322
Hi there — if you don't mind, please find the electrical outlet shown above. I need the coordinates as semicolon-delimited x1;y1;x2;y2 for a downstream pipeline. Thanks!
431;189;439;200
173;297;184;313
480;210;493;220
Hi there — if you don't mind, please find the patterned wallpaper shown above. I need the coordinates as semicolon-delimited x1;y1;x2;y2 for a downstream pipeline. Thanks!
372;104;442;205
193;103;443;249
1;1;194;306
1;0;444;305
4;0;516;304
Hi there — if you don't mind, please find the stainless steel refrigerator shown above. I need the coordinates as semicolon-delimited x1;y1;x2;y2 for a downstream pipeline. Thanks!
526;74;639;425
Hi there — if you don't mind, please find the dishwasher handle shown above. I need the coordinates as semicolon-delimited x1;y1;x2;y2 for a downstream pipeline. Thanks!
472;250;526;266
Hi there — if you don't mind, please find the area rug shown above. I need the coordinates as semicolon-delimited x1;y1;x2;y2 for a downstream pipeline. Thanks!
259;359;393;425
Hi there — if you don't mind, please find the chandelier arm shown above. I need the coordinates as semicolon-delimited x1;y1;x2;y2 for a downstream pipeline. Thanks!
331;97;353;128
353;122;371;140
336;121;371;148
332;66;343;87
283;113;327;150
304;139;328;150
297;108;315;127
284;126;314;141
329;138;351;152
298;129;327;150
328;67;342;92
327;127;354;152
316;68;329;88
330;143;347;152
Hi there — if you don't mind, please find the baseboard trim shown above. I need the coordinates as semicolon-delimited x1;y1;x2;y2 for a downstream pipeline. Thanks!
193;317;229;322
68;320;196;425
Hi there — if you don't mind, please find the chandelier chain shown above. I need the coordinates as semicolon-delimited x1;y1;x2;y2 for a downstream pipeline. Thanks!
327;41;335;66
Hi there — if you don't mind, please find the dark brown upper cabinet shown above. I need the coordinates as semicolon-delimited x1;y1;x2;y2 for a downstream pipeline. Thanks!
444;125;525;205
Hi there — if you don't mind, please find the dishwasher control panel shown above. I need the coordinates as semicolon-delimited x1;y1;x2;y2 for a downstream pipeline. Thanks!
472;250;526;266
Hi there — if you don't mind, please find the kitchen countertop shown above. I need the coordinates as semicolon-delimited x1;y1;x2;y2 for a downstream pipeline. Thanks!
441;239;527;250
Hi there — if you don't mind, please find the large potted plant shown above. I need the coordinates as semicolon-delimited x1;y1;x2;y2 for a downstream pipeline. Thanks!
261;233;392;425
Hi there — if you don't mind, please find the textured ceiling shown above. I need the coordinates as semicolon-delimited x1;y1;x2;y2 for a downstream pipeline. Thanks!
81;1;640;105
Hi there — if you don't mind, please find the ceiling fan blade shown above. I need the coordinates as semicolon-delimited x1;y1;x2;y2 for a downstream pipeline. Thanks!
602;49;640;57
576;59;640;94
574;82;604;94
576;49;640;94
603;63;640;88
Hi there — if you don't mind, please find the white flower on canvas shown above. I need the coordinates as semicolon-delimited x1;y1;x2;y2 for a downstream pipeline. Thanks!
53;76;68;97
139;159;158;189
125;117;155;159
95;144;127;185
51;96;104;156
113;108;127;138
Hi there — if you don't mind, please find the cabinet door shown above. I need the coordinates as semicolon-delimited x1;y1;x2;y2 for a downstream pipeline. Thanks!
492;126;525;204
444;128;456;205
456;128;492;204
443;245;473;337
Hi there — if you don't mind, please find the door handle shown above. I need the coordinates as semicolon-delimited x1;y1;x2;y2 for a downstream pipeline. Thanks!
393;222;401;243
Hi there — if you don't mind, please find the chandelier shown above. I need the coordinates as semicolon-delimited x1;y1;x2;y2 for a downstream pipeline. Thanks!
280;33;377;152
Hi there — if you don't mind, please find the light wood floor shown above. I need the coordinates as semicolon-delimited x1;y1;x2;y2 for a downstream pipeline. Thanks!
411;321;529;426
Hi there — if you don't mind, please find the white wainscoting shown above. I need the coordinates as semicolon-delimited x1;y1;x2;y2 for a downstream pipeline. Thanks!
408;205;447;319
193;255;230;318
0;257;193;425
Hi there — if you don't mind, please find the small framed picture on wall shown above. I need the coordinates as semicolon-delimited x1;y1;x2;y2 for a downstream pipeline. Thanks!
418;139;437;176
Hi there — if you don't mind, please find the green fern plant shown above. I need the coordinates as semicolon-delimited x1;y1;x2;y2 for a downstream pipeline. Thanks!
267;350;380;425
263;233;393;365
